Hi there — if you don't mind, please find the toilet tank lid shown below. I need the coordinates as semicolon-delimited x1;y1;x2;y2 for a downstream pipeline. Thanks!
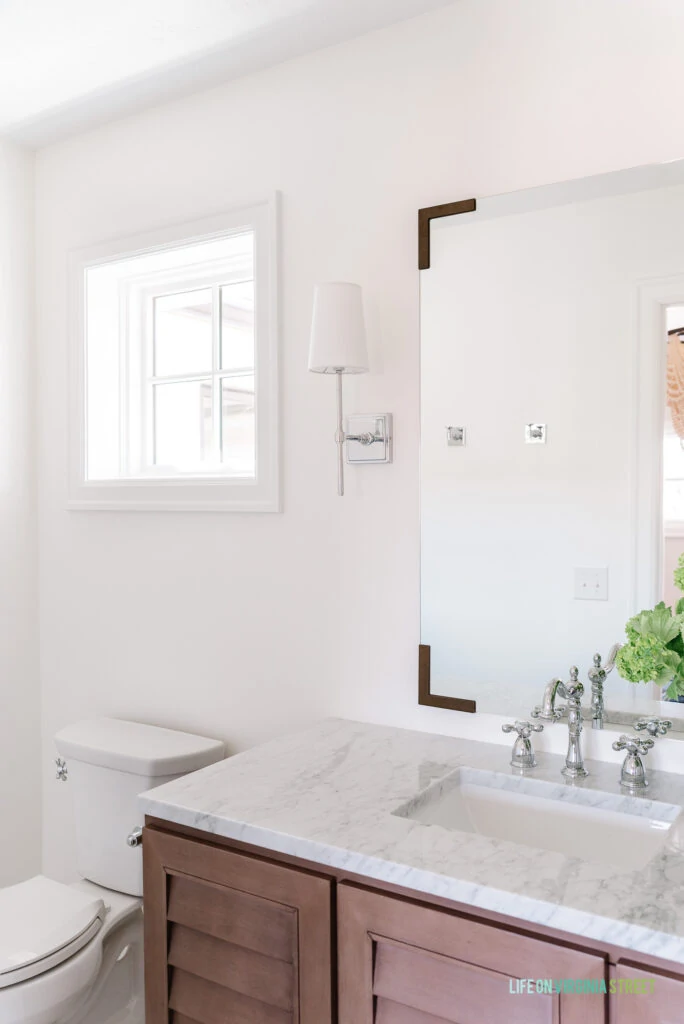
54;718;225;776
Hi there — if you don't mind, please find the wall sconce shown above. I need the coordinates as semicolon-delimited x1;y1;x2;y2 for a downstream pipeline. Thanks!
308;282;392;495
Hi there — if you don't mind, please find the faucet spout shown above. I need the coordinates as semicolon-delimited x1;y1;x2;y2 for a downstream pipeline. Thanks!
531;678;566;721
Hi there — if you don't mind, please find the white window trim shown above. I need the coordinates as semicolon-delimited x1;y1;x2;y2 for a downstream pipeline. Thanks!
68;197;280;512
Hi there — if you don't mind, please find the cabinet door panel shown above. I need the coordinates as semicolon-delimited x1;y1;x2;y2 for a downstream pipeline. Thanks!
375;1001;458;1024
373;938;554;1024
169;969;290;1024
338;883;607;1024
168;925;295;1010
614;964;683;1024
143;828;332;1024
167;871;296;960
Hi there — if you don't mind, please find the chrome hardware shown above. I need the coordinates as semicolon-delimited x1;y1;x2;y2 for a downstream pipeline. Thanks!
612;734;654;791
587;643;623;731
525;423;546;444
126;827;143;848
344;414;393;468
558;668;588;779
446;426;466;446
502;720;544;771
531;677;566;722
55;758;68;782
346;431;381;446
635;717;672;739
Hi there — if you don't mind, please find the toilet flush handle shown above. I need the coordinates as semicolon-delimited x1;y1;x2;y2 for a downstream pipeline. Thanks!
126;827;143;848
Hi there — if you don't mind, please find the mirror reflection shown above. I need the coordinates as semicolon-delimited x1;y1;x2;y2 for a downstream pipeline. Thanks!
420;160;684;733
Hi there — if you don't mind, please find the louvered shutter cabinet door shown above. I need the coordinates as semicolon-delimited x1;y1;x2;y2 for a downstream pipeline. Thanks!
143;828;333;1024
338;883;608;1024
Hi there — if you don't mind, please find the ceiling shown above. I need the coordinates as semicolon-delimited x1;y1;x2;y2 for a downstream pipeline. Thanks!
0;0;454;147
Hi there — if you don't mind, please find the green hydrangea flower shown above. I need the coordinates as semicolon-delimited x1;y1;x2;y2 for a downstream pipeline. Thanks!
617;561;684;693
675;553;684;593
625;602;683;644
616;634;680;686
665;666;684;700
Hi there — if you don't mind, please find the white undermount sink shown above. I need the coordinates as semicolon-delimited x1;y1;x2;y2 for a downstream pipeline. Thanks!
393;767;683;871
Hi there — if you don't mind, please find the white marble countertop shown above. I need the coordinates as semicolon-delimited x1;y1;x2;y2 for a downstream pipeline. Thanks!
139;718;684;964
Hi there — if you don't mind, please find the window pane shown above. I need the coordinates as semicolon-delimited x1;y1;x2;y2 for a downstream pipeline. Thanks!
221;376;255;477
220;282;254;371
154;288;213;377
154;379;213;469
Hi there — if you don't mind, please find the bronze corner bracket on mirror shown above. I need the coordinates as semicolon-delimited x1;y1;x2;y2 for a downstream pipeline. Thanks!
418;199;477;270
418;645;476;713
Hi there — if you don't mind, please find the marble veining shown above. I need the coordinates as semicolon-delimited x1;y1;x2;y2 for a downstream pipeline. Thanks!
139;718;684;964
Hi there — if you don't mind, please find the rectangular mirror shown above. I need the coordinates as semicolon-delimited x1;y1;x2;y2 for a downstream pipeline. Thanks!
420;159;684;731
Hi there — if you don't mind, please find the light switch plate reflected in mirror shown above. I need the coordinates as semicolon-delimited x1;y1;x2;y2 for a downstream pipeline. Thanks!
574;567;609;601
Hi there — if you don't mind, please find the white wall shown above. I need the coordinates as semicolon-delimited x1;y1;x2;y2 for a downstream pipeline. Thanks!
0;140;40;885
35;0;684;881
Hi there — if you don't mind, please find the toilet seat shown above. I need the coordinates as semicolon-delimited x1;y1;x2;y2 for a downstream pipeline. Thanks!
0;877;105;989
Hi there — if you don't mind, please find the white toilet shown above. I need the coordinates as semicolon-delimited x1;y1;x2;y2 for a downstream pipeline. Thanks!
0;718;224;1024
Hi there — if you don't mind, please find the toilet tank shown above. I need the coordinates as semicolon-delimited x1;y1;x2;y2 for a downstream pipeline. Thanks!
55;718;225;897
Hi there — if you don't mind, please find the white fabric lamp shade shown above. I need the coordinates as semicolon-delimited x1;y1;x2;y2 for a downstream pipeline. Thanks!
308;282;369;374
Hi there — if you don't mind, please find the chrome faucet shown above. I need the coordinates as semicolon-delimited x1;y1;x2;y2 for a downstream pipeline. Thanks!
587;643;623;730
531;677;566;721
635;717;672;739
502;720;544;772
557;667;588;779
612;733;654;791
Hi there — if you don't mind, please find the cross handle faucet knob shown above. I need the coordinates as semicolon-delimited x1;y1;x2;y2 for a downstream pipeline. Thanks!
502;720;544;739
635;717;672;739
502;721;543;772
612;734;654;757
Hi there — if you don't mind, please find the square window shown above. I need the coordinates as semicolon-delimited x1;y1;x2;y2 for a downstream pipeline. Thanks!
70;200;279;511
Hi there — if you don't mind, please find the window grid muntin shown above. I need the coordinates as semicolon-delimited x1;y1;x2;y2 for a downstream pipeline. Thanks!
144;272;255;474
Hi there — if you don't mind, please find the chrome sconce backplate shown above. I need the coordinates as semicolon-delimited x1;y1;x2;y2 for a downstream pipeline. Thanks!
345;414;393;464
525;423;547;444
446;426;466;446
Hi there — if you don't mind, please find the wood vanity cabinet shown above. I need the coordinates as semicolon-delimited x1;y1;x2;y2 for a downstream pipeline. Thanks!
143;822;684;1024
338;884;606;1024
142;827;333;1024
613;964;683;1024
